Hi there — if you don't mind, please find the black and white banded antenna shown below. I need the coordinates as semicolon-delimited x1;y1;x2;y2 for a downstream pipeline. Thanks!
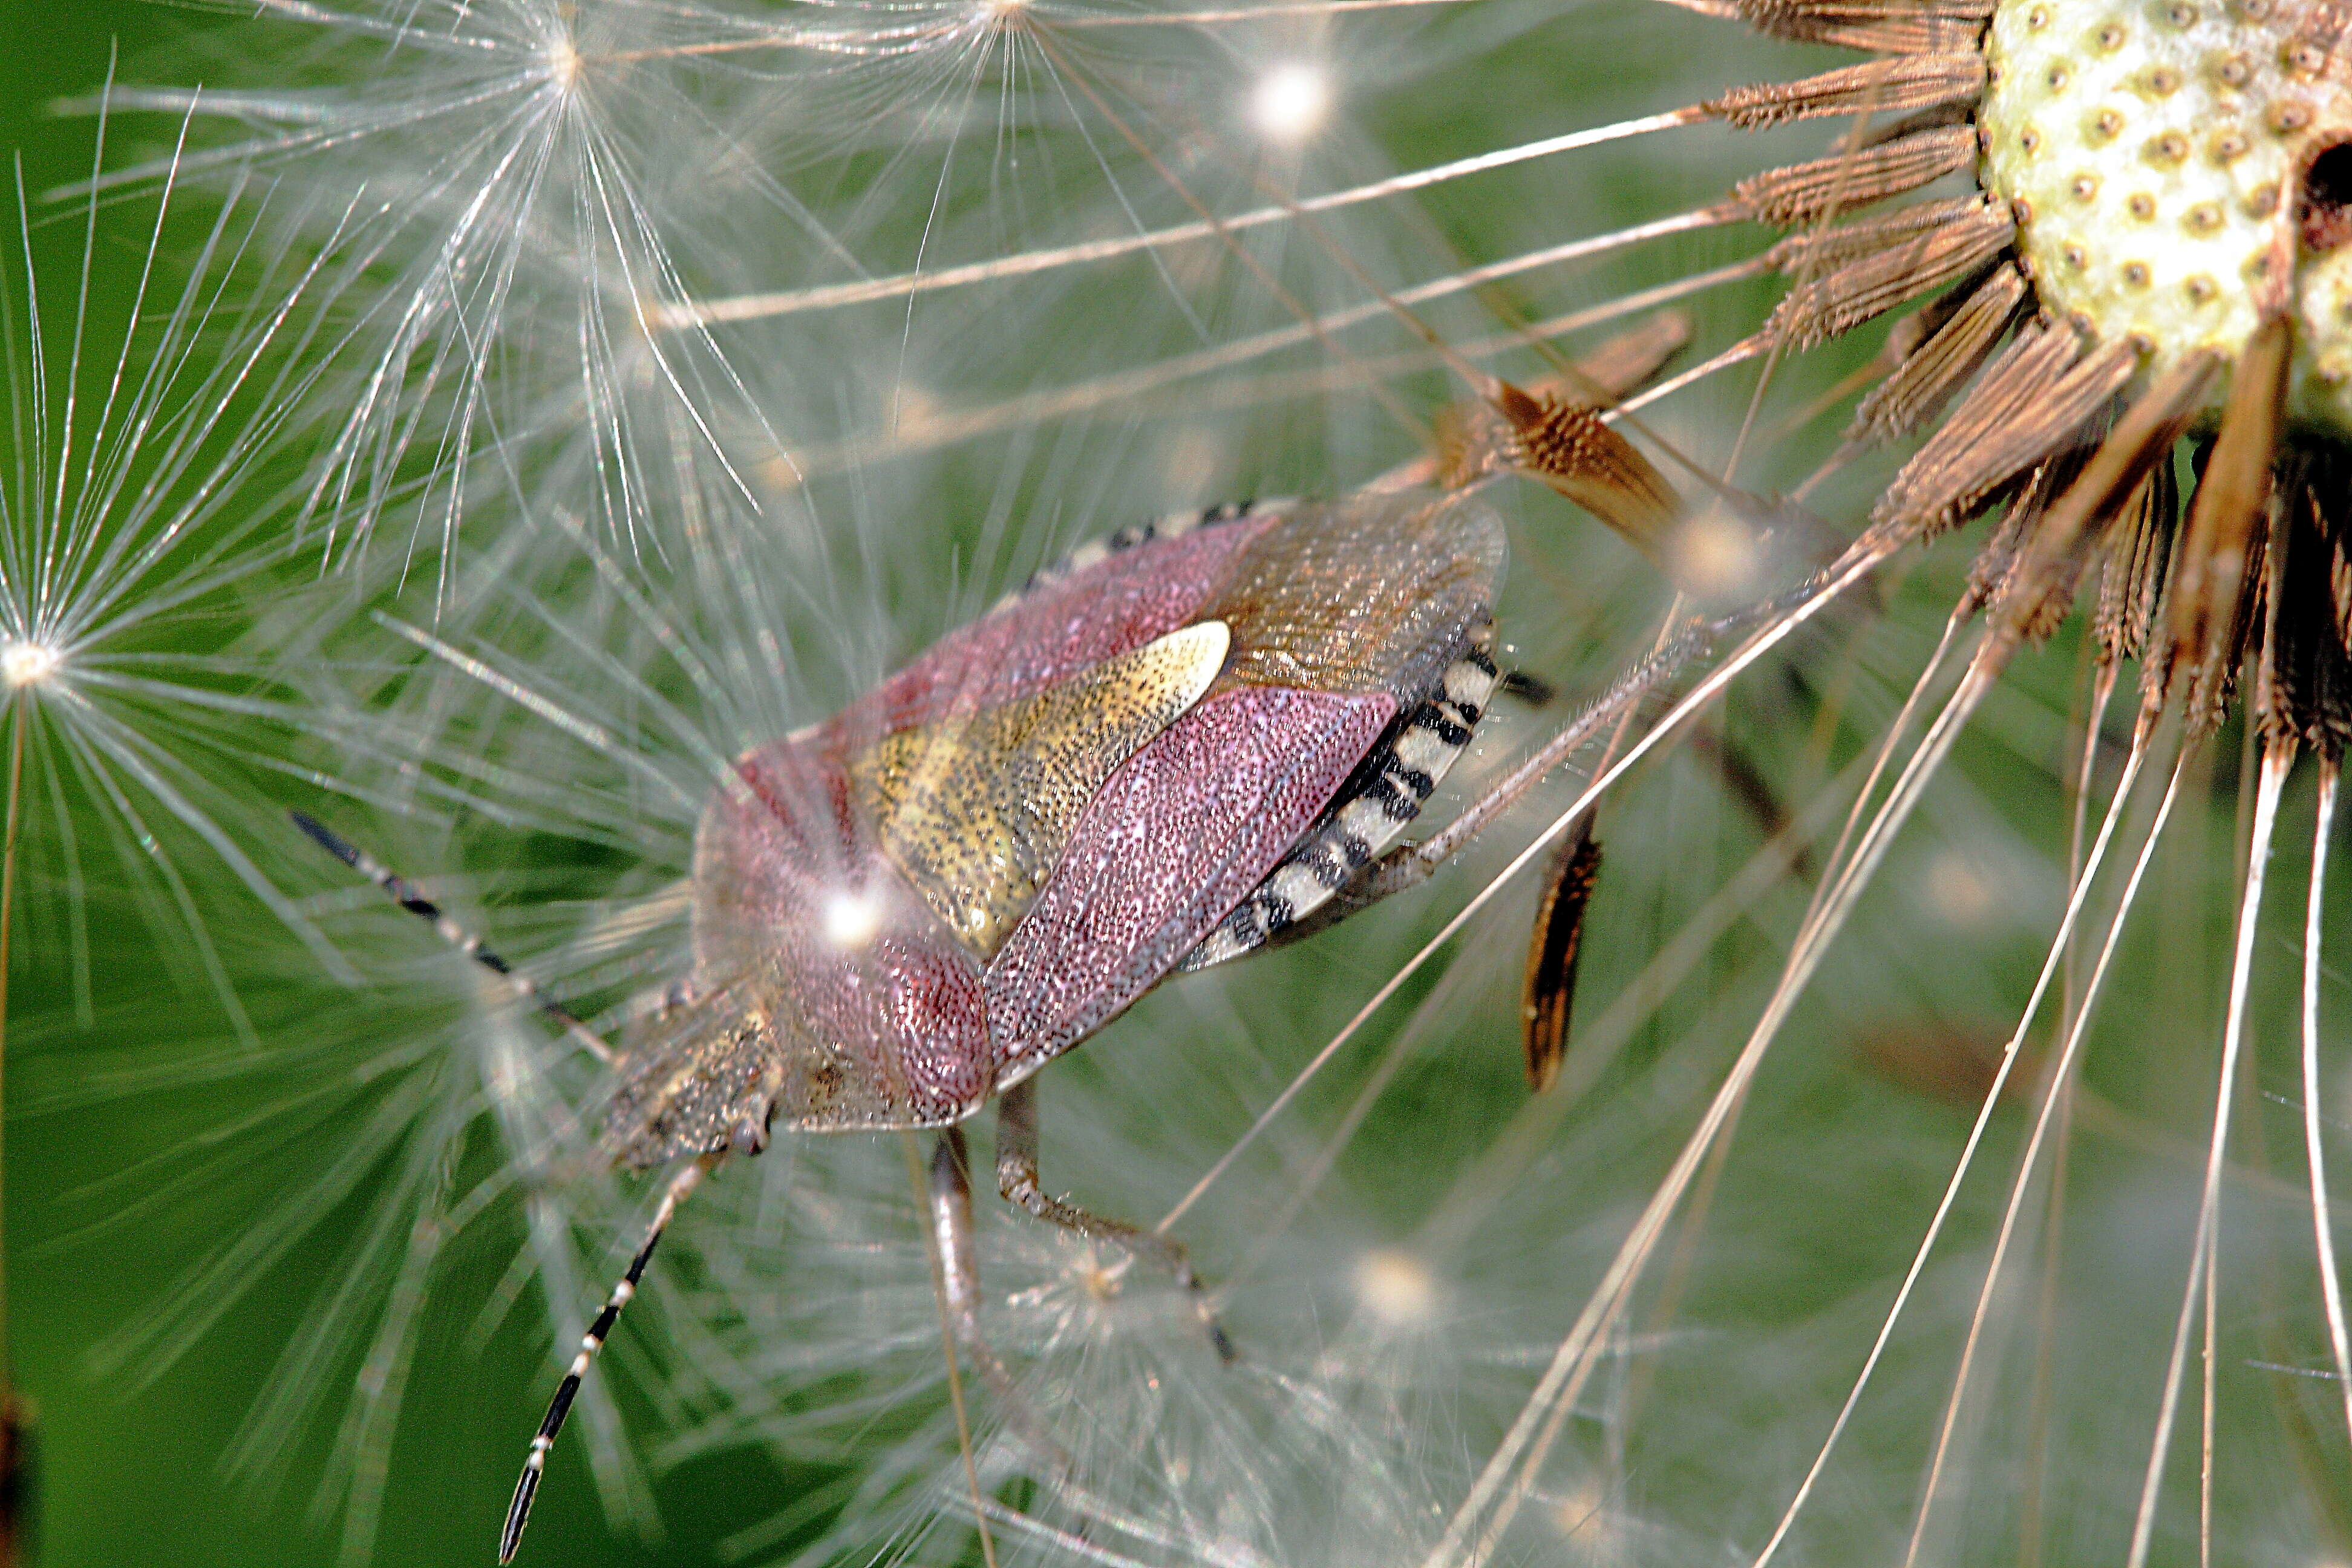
290;808;709;1560
500;1152;715;1561
287;809;616;1067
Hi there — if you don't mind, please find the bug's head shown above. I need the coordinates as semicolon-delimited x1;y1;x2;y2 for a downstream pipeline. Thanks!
600;734;996;1166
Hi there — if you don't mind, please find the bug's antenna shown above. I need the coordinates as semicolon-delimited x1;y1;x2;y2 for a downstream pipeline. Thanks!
288;809;616;1066
500;1154;714;1563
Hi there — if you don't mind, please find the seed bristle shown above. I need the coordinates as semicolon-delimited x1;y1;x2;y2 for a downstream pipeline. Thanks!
1521;821;1603;1095
2253;451;2352;752
1765;196;2015;351
1964;437;2097;626
1870;326;2141;543
1851;262;2027;443
1433;315;1691;488
1705;54;1987;131
1736;0;1991;54
1494;387;1683;557
1733;125;1978;227
2094;464;2182;668
1987;348;2223;645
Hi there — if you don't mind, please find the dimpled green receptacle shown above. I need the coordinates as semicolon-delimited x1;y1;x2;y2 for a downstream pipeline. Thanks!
1980;0;2352;433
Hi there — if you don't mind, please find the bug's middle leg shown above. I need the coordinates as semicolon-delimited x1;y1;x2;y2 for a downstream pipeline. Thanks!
928;1127;1068;1472
993;1079;1238;1362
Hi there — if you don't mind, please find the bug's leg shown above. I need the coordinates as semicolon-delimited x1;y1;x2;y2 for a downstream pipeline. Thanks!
1497;668;1557;707
994;1080;1238;1363
928;1126;1071;1472
928;1130;1071;1474
500;1154;713;1564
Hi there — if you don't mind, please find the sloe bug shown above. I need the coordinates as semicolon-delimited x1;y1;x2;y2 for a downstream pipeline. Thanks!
295;335;1782;1561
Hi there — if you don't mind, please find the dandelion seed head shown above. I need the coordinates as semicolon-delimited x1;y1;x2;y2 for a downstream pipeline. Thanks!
1662;505;1763;603
543;33;582;92
1550;1474;1608;1539
1250;62;1331;146
1924;848;1998;929
1158;425;1221;497
1;641;64;691
1981;0;2352;430
1071;1247;1131;1302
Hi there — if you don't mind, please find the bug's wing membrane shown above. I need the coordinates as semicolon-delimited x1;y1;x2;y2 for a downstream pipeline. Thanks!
1181;489;1508;969
1210;488;1505;701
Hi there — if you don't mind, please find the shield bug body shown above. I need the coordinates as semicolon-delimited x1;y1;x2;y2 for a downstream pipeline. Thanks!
449;485;1518;1557
305;432;1730;1556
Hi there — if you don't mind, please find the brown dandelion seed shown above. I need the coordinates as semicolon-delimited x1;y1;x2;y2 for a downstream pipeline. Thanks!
1850;261;2030;442
1521;822;1604;1095
2254;449;2352;751
2094;461;2184;667
1731;126;1979;226
1492;385;1682;561
1764;196;2017;350
2159;314;2295;724
1704;53;1989;131
1429;316;1690;488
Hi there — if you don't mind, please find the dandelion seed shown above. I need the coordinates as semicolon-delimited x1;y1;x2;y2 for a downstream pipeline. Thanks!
1353;1247;1439;1327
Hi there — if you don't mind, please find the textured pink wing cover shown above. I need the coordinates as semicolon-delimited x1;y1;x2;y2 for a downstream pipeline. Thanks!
702;739;993;1125
983;684;1393;1071
844;515;1278;745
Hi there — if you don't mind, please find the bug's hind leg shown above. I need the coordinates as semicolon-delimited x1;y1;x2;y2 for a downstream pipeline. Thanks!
928;1128;1070;1473
993;1080;1238;1363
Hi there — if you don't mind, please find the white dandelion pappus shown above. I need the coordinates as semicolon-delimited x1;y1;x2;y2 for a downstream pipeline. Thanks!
1;115;366;1028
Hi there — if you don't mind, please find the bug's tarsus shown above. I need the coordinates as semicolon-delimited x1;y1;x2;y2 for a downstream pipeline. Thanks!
288;809;615;1066
498;1155;711;1564
1497;670;1556;708
994;1081;1238;1364
927;1129;1072;1472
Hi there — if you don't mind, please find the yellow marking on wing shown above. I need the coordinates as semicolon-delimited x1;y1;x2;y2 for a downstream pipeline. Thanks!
848;621;1231;958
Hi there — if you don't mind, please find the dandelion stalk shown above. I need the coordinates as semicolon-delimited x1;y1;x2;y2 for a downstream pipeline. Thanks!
0;696;24;1566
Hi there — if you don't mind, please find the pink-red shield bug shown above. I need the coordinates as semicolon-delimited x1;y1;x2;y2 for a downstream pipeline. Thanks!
292;339;1789;1560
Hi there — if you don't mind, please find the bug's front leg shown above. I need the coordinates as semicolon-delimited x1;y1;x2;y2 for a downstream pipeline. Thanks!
993;1080;1238;1363
927;1128;1068;1472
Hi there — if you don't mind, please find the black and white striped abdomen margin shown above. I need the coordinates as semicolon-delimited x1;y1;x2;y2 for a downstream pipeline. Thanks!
1179;634;1498;972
